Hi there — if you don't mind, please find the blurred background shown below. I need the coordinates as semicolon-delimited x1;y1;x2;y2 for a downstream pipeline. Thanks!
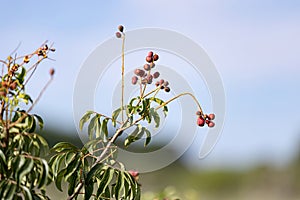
1;1;300;199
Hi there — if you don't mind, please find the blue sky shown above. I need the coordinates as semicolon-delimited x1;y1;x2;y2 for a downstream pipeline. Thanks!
0;1;300;169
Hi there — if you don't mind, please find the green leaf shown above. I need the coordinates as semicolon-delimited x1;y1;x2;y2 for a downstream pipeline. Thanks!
114;171;125;199
144;128;151;147
97;167;114;196
88;115;98;140
51;142;79;153
3;181;17;200
20;185;32;200
100;118;109;138
86;163;103;183
0;149;6;165
55;168;67;192
17;157;34;184
79;111;94;130
34;114;44;130
64;154;80;181
150;108;160;128
112;107;121;127
67;173;77;196
37;159;49;188
84;183;93;200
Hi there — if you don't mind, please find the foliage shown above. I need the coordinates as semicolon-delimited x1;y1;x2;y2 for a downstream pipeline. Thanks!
0;43;55;199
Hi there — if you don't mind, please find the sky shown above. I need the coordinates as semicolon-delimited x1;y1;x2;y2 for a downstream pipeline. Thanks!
0;0;300;169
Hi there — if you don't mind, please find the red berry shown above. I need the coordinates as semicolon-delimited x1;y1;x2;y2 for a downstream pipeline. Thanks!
146;56;153;63
143;64;151;71
197;117;205;127
153;72;160;79
208;113;215;120
132;76;138;85
115;32;122;38
153;54;159;61
208;121;215;128
147;51;153;57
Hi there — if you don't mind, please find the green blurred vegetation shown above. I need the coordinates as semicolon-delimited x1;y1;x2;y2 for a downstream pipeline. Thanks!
42;129;300;200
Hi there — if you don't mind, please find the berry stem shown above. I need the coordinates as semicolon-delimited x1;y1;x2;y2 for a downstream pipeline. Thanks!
155;92;203;114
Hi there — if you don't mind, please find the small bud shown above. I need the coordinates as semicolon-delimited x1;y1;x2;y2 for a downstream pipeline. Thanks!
146;56;153;63
23;55;30;63
153;54;159;61
147;51;153;57
143;64;151;71
197;117;205;127
44;44;49;50
164;87;170;92
50;48;56;52
195;111;201;116
115;32;122;38
118;25;124;32
49;68;55;76
132;76;138;85
153;72;160;79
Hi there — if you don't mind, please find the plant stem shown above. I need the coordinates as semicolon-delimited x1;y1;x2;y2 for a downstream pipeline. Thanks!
121;34;125;123
155;92;204;114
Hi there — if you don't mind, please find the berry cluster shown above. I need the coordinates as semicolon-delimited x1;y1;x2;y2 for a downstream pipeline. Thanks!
132;51;171;93
196;111;215;128
131;51;170;92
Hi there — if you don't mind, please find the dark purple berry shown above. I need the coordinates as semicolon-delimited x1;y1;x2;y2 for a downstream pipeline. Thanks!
153;72;160;79
116;32;122;38
118;25;124;32
164;87;170;92
159;79;164;85
143;64;151;71
132;76;138;85
153;54;159;61
155;81;160;87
